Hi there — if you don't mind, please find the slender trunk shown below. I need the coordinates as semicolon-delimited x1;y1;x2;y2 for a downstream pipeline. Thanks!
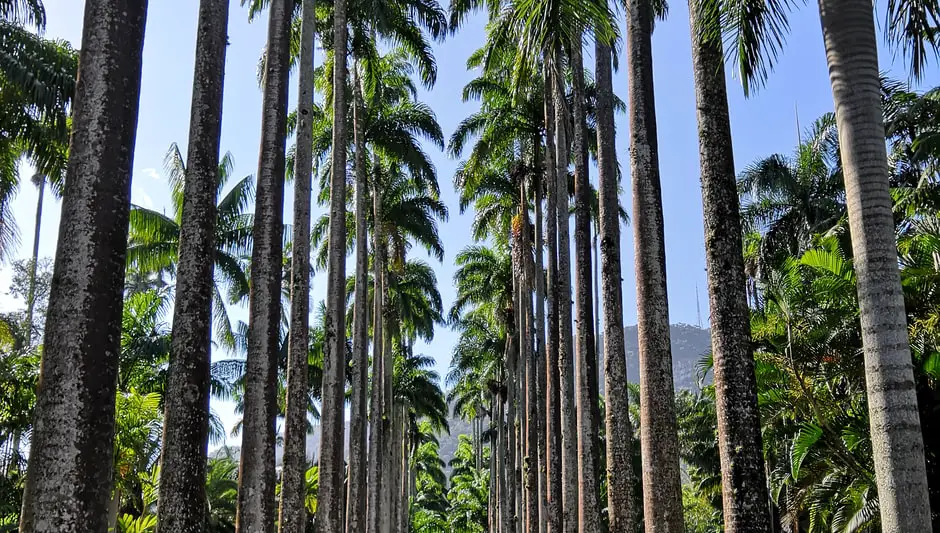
389;403;402;533
277;0;315;530
593;230;599;361
595;39;636;533
514;333;523;533
318;0;350;523
534;157;547;533
157;1;228;531
235;0;291;530
18;2;147;531
687;5;771;531
347;63;370;533
499;380;513;533
23;175;44;342
399;406;410;533
380;279;396;533
553;55;578;533
818;0;931;528
366;191;386;533
508;275;519;533
520;188;539;533
626;0;684;527
490;408;498;533
570;38;602;533
543;65;563;533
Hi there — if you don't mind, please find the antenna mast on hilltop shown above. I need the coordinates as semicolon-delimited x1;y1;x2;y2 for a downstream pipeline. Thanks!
696;284;702;328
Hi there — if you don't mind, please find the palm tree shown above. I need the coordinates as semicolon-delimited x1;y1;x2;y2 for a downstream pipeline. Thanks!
0;18;76;261
737;114;844;270
594;33;636;533
156;2;229;531
625;0;684;524
569;35;602;533
278;0;315;531
319;0;352;520
686;0;771;528
18;1;148;531
127;144;253;351
816;0;931;524
235;0;292;529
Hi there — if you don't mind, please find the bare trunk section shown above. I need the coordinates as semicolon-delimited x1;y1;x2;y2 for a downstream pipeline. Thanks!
317;0;350;525
366;189;386;533
24;174;44;341
520;185;539;533
626;0;684;529
18;2;147;531
277;0;316;530
533;154;547;533
380;279;396;533
817;0;931;528
235;1;291;530
499;383;513;533
569;38;602;533
595;39;636;533
542;65;563;533
508;272;520;533
687;4;771;531
157;0;228;531
346;63;370;533
552;56;578;533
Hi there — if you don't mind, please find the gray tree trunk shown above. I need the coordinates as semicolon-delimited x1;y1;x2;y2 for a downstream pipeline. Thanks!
366;189;386;533
277;0;315;530
18;2;148;531
521;185;539;533
687;4;771;531
533;153;547;533
595;38;637;533
499;384;512;533
380;279;396;533
23;174;44;342
552;57;578;533
542;65;563;533
569;38;602;533
157;0;229;531
317;0;350;524
817;0;931;528
625;0;685;528
235;0;291;530
346;63;370;533
508;272;520;533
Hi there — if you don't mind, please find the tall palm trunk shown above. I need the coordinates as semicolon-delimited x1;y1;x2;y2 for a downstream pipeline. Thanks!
278;0;315;531
18;2;148;531
687;4;770;531
542;66;563;533
552;55;578;533
625;0;684;528
533;158;547;533
498;381;513;533
318;0;350;523
380;275;396;533
23;173;44;342
366;190;387;533
569;38;602;533
817;0;931;528
157;1;229;531
520;188;539;533
507;274;520;533
595;38;636;533
235;0;292;530
347;63;370;533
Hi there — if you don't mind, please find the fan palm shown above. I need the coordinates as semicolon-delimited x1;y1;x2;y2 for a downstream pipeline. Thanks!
127;143;253;351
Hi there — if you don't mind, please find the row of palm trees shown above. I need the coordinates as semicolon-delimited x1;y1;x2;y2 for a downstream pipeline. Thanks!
8;0;939;531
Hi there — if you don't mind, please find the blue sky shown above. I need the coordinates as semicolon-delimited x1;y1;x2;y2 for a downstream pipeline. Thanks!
0;0;933;439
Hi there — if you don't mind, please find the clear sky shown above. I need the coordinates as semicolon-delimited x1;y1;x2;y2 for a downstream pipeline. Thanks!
0;0;934;439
